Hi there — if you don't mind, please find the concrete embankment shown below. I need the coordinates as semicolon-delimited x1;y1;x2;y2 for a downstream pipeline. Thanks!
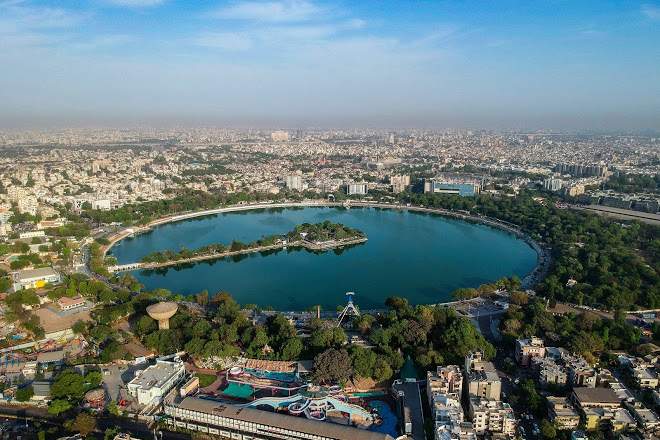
103;200;547;286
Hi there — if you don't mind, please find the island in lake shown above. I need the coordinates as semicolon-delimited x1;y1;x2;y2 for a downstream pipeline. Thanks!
116;221;367;272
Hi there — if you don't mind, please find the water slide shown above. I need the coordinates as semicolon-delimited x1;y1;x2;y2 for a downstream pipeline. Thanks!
242;394;305;409
243;394;373;422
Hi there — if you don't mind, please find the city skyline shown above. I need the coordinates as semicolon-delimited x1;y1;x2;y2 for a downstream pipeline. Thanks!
1;0;660;130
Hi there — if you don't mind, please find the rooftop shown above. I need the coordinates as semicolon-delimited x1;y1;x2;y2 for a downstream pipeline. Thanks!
129;360;183;391
573;387;620;405
172;397;394;440
14;267;59;281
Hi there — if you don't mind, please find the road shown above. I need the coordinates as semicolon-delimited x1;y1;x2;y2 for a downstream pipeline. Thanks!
0;405;190;440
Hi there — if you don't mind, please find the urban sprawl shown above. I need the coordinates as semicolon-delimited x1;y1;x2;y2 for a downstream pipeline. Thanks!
0;128;658;440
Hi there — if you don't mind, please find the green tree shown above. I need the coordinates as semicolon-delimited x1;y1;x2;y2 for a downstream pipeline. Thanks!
15;385;34;402
72;412;96;438
540;419;556;439
48;399;72;415
312;348;352;385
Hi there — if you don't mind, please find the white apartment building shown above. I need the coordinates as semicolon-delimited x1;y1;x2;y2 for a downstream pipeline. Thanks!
285;175;304;191
468;398;516;436
543;177;564;192
127;357;186;406
346;182;368;195
91;199;112;210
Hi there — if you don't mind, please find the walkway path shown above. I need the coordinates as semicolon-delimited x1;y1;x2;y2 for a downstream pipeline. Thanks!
108;236;367;273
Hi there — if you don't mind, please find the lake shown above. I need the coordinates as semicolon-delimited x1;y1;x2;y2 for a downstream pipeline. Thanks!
110;206;537;310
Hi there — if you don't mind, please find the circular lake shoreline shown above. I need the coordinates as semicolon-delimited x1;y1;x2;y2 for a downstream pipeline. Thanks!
109;203;539;310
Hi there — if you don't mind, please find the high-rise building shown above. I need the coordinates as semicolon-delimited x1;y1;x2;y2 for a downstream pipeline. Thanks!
285;175;304;191
543;177;564;192
346;182;368;195
554;163;608;178
390;175;411;193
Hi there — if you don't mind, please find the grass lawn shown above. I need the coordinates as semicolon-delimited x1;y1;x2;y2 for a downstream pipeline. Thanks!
196;373;217;388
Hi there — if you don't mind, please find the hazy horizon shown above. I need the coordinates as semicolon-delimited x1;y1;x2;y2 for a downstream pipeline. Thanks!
1;0;660;130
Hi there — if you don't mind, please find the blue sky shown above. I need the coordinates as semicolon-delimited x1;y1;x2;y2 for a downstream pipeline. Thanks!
1;0;659;129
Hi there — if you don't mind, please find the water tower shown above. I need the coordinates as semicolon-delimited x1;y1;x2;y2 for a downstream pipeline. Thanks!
146;301;178;330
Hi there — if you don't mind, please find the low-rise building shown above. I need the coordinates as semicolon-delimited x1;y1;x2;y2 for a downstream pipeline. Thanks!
127;357;186;406
12;267;61;291
427;365;463;402
515;337;545;366
571;387;621;410
626;403;660;433
164;397;394;440
571;387;627;430
57;296;86;311
534;357;568;386
632;365;659;389
566;355;596;388
468;398;516;436
582;407;635;432
547;396;580;430
464;351;501;401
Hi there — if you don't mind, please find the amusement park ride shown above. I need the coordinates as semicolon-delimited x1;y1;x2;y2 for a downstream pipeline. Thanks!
337;292;360;327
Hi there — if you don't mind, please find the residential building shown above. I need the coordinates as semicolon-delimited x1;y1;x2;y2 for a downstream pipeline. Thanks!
571;387;621;410
515;337;545;366
466;369;501;401
91;199;112;210
12;267;61;291
547;397;580;430
285;175;304;191
534;357;568;386
127;357;186;406
566;355;597;388
571;387;629;430
57;296;86;311
565;183;585;197
389;175;411;193
164;397;394;440
346;182;368;195
427;365;472;440
631;364;659;389
468;398;516;436
543;177;564;192
427;365;463;402
626;403;660;433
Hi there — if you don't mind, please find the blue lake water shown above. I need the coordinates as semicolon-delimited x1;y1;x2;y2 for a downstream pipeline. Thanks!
110;206;537;310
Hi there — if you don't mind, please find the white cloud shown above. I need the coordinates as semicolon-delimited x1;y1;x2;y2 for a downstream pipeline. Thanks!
105;0;165;7
0;1;85;49
641;4;660;20
193;32;253;50
211;0;324;22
